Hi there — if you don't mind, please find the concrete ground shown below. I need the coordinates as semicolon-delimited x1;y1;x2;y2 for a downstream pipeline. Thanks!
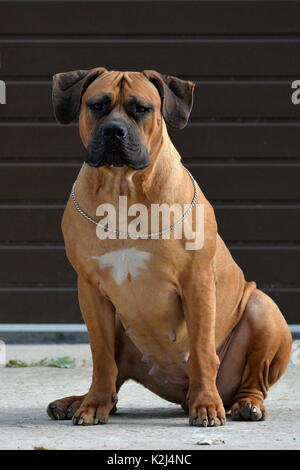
0;344;299;450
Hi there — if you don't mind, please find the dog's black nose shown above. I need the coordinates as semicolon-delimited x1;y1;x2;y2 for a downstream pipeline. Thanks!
102;122;127;141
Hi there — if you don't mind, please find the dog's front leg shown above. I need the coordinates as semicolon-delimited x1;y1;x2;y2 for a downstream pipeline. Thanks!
72;276;118;426
181;265;225;427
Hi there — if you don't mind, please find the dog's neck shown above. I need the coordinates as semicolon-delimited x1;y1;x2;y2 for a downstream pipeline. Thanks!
74;126;195;214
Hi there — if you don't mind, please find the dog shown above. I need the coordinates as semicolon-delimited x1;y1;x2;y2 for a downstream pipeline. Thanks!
47;68;292;426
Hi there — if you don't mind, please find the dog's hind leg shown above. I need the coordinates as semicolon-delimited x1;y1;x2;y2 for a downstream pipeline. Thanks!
216;289;292;421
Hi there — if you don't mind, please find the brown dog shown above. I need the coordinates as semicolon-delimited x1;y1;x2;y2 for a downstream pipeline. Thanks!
47;68;292;427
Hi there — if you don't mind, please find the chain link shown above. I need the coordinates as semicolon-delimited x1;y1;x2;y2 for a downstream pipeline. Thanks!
71;166;198;239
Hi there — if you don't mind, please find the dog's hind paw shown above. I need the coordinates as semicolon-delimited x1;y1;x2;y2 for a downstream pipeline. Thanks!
231;400;266;421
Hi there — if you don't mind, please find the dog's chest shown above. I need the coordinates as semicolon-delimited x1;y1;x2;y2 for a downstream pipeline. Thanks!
91;246;190;378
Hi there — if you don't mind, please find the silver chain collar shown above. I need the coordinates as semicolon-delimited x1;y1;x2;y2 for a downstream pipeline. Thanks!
71;166;198;239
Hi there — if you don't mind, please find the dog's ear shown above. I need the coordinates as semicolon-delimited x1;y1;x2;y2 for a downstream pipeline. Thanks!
143;70;195;130
52;68;107;124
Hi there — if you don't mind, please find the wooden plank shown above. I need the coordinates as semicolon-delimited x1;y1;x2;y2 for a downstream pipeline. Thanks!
0;124;82;159
194;163;300;202
1;80;299;120
0;288;82;324
215;206;300;242
0;163;80;202
0;246;298;285
0;287;298;325
0;1;299;36
0;206;64;243
231;246;300;285
1;40;300;78
192;81;300;120
1;123;300;159
0;163;79;201
0;247;75;285
0;205;299;243
261;288;300;325
176;124;300;159
0;163;299;202
0;82;53;119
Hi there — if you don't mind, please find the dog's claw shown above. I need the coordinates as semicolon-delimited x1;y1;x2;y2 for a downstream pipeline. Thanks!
47;402;66;420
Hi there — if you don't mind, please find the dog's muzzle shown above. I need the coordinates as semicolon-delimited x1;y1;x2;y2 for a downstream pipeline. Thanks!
85;119;150;170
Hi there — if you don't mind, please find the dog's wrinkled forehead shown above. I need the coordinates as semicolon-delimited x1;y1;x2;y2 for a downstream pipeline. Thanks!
82;70;161;107
52;68;194;129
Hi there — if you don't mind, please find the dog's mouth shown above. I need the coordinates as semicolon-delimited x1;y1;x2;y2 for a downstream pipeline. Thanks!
86;148;125;168
84;121;151;170
86;157;150;170
85;142;150;170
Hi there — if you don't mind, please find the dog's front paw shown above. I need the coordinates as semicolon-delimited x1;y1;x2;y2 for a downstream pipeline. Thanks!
188;387;226;427
72;391;118;426
47;394;86;420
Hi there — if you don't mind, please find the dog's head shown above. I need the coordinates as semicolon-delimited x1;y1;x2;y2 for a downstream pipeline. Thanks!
52;68;195;170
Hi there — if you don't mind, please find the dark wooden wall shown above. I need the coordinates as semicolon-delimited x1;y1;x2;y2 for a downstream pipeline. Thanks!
0;1;299;324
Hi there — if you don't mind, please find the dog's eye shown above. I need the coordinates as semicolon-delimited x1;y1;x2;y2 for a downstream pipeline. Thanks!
136;105;148;113
92;103;104;111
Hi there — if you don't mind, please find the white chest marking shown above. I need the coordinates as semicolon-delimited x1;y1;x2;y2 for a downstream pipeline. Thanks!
93;248;151;286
